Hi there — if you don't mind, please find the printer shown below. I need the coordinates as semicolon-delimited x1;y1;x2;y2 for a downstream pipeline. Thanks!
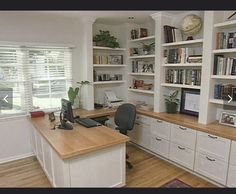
104;90;124;108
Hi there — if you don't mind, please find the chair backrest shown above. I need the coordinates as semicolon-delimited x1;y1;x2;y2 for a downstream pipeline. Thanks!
114;103;136;133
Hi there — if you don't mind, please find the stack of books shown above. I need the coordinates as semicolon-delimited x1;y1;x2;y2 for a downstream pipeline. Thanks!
164;48;189;64
163;25;183;43
216;32;236;49
214;83;236;101
213;55;236;75
187;55;202;63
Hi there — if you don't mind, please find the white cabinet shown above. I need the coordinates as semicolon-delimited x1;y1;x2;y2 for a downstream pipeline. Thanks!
29;126;37;155
151;118;171;140
169;142;195;170
170;124;196;150
42;138;53;183
195;131;231;185
227;140;236;187
35;130;44;168
150;135;169;158
128;114;151;150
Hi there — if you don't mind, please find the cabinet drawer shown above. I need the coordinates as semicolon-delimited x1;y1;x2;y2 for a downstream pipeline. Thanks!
169;142;195;170
136;115;151;125
150;135;170;158
227;164;236;187
196;131;230;162
194;151;228;185
170;124;196;150
229;140;236;165
151;119;171;140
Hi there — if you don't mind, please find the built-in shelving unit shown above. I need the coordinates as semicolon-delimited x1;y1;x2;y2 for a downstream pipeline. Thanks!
129;35;155;42
162;63;202;67
161;83;201;90
211;75;236;79
214;20;236;28
162;39;203;47
93;81;125;85
129;73;155;76
213;48;236;54
129;54;155;59
128;88;154;94
93;64;126;68
93;46;126;51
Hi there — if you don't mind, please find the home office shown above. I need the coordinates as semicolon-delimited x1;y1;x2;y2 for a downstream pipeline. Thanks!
1;10;236;188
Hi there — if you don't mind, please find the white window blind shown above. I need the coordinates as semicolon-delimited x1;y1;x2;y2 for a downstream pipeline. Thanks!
0;45;72;116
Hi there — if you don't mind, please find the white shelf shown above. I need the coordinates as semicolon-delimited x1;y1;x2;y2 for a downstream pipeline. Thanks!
213;48;236;53
129;36;155;42
93;46;126;51
161;83;201;90
93;64;126;67
209;99;224;105
162;63;202;67
93;81;125;85
162;39;203;47
128;88;154;94
129;72;155;76
129;54;155;59
214;20;236;28
211;75;236;79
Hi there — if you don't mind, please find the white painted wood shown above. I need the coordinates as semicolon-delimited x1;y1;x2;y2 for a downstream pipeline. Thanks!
127;88;154;94
194;151;228;185
196;131;231;163
93;81;125;85
162;63;202;67
214;20;236;28
93;46;126;51
93;64;126;67
136;114;152;125
129;35;155;42
229;140;236;165
211;75;236;79
129;54;155;59
35;130;44;168
227;165;236;187
209;98;224;104
29;126;37;155
213;48;236;54
150;135;170;158
162;39;203;47
42;138;53;184
161;83;201;89
151;118;171;140
129;73;155;76
169;142;195;170
69;144;125;187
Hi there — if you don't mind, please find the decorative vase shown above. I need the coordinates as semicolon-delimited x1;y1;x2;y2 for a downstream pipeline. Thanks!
165;102;178;114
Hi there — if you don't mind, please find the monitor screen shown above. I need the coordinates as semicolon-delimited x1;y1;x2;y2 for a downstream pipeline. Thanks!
61;98;74;123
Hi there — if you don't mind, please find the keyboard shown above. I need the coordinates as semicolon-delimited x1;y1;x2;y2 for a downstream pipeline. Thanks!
74;118;102;128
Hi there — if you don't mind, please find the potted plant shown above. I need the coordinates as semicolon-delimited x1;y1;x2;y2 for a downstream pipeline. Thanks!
68;87;80;108
164;90;180;113
140;42;155;55
93;30;120;48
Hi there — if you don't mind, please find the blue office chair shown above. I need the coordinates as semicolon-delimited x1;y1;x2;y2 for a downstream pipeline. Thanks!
114;103;136;169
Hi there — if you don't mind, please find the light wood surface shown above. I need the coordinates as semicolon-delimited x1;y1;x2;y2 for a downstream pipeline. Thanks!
29;115;129;159
0;144;216;188
74;107;236;141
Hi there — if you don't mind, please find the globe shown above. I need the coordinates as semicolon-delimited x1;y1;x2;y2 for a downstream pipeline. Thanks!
181;14;202;40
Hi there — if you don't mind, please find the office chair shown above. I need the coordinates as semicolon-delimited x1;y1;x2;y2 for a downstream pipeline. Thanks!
114;103;136;169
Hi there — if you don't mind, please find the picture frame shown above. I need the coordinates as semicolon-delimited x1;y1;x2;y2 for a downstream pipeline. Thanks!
180;88;200;116
219;112;236;128
48;112;55;122
109;55;123;64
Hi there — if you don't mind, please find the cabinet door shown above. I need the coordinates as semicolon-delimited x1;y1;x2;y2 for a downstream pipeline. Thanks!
42;138;53;183
35;130;44;168
227;164;236;187
169;142;195;170
29;127;37;155
171;124;196;150
151;118;171;141
150;135;170;158
196;131;230;162
194;151;228;185
229;140;236;165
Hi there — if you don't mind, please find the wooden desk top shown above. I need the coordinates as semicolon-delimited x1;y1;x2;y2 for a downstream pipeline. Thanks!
30;116;129;160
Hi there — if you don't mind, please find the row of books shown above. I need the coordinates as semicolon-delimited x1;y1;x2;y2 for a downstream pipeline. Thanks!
163;25;183;43
132;61;154;73
165;69;201;85
164;48;202;64
216;32;236;49
214;83;236;101
130;28;148;40
213;55;236;75
93;55;123;64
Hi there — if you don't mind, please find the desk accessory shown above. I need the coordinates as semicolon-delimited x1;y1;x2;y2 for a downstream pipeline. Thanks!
30;111;45;118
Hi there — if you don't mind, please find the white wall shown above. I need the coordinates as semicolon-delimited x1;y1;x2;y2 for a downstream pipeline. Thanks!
0;11;87;163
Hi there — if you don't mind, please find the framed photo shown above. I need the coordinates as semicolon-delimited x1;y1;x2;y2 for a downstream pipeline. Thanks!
180;88;200;116
109;55;123;64
139;28;148;38
219;112;236;127
48;112;55;122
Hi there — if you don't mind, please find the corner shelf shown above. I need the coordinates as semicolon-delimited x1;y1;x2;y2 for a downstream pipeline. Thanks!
213;48;236;54
214;20;236;29
129;35;155;42
211;75;236;79
129;55;155;59
162;39;203;47
93;46;126;51
93;81;125;85
93;64;126;68
129;72;155;76
162;63;202;67
128;88;154;94
161;83;201;90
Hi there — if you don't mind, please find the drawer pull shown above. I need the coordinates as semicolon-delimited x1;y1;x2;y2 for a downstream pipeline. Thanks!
155;137;162;141
206;156;216;162
179;126;187;130
178;146;185;150
156;119;163;123
208;134;217;139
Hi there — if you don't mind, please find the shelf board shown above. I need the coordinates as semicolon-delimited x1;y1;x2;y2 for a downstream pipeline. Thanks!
128;88;154;94
161;83;201;89
209;99;224;105
162;63;202;67
129;54;155;59
93;64;126;67
93;81;125;85
93;46;126;51
213;48;236;53
211;75;236;79
214;20;236;28
129;36;155;42
162;39;203;47
129;73;155;76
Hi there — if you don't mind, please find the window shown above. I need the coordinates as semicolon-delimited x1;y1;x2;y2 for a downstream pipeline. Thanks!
0;45;72;116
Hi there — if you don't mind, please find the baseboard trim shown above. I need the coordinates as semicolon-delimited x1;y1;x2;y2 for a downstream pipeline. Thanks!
0;152;35;164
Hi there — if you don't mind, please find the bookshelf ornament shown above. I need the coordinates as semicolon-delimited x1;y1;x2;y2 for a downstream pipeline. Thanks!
181;14;202;41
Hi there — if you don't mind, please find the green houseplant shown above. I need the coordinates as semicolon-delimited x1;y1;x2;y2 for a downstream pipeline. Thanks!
93;30;120;48
164;90;180;113
140;42;155;55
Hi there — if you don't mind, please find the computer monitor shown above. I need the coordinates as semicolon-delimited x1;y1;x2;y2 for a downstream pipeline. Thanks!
58;98;74;130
